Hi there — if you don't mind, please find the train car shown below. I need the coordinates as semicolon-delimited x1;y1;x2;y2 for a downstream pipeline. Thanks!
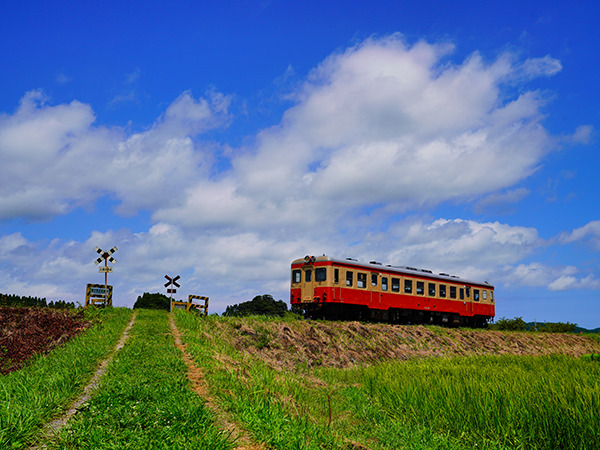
290;255;494;327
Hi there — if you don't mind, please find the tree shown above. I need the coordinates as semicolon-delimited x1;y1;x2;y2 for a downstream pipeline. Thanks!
223;294;288;317
133;292;170;310
532;322;578;333
489;317;527;331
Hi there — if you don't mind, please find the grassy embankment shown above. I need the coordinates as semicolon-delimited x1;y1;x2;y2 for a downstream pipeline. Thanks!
0;308;133;449
45;309;234;449
174;312;600;449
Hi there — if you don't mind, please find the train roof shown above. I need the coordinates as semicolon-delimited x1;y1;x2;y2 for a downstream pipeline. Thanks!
292;255;494;289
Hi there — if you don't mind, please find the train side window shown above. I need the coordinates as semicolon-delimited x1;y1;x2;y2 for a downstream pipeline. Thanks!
460;288;464;300
381;277;388;291
474;289;480;301
346;271;353;287
416;281;424;295
334;269;339;284
292;270;301;284
439;284;446;297
392;278;400;292
482;290;487;300
428;283;436;296
450;286;456;299
404;279;412;294
305;270;312;282
357;273;367;288
371;273;378;286
315;268;327;282
490;291;494;302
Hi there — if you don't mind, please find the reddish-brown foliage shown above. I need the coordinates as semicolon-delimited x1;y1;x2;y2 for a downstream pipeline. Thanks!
0;307;90;375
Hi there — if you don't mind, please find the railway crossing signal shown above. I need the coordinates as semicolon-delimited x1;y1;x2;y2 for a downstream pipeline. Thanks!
164;275;209;315
164;275;180;294
94;246;117;265
92;246;118;307
165;275;180;312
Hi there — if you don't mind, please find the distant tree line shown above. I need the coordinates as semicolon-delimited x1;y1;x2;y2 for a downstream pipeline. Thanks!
489;317;578;333
133;292;171;310
0;293;76;309
223;294;289;317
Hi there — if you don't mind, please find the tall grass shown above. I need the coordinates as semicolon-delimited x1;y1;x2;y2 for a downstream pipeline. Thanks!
46;309;233;449
175;313;600;449
321;354;600;449
174;312;465;449
0;308;133;449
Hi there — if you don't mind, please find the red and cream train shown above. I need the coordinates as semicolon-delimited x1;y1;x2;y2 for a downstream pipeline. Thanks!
290;255;494;327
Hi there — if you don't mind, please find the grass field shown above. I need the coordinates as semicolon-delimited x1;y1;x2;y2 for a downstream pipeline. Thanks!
0;308;133;449
2;309;599;449
174;312;600;449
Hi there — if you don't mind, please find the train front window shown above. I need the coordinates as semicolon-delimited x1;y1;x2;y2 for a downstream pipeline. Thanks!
305;270;312;282
466;287;471;298
416;281;424;295
292;270;301;284
357;273;366;288
371;274;378;286
315;268;327;282
392;278;400;292
439;284;446;297
474;289;480;301
404;279;412;294
346;271;353;286
460;288;464;300
482;290;487;300
334;269;339;284
382;277;388;291
450;286;456;299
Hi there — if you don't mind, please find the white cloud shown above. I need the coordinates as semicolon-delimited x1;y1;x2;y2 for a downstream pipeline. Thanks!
156;36;566;231
1;35;597;311
509;263;600;291
0;90;230;221
557;220;600;251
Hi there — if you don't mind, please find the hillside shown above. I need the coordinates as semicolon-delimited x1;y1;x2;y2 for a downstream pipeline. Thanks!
4;309;600;449
210;317;600;370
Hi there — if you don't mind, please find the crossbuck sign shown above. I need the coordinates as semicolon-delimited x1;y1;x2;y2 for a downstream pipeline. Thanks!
93;246;117;306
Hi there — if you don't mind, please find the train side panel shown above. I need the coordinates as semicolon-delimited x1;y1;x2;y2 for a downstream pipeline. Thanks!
291;257;495;326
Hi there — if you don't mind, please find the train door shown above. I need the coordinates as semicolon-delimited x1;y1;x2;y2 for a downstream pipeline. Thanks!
370;272;382;308
301;266;315;302
461;287;473;316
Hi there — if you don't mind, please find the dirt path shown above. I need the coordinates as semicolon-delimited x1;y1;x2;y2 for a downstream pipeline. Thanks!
168;315;265;450
31;312;137;449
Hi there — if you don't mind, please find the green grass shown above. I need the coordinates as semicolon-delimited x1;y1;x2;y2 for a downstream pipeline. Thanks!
0;307;133;449
174;312;600;449
46;309;233;449
5;309;597;449
173;312;465;449
320;354;600;449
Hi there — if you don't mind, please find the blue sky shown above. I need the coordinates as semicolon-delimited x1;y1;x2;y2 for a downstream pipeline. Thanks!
1;1;599;327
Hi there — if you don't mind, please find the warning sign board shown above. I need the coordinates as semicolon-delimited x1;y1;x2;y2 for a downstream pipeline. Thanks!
85;283;113;308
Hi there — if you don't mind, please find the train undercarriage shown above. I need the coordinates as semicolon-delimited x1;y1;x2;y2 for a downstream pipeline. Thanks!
300;303;490;328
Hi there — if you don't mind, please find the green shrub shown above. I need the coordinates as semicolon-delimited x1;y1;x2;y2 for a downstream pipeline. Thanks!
490;317;527;331
132;292;170;310
223;294;288;317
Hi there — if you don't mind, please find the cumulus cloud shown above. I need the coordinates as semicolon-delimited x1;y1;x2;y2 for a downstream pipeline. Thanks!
508;263;600;291
0;90;230;221
1;35;597;309
157;36;569;231
557;220;600;251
